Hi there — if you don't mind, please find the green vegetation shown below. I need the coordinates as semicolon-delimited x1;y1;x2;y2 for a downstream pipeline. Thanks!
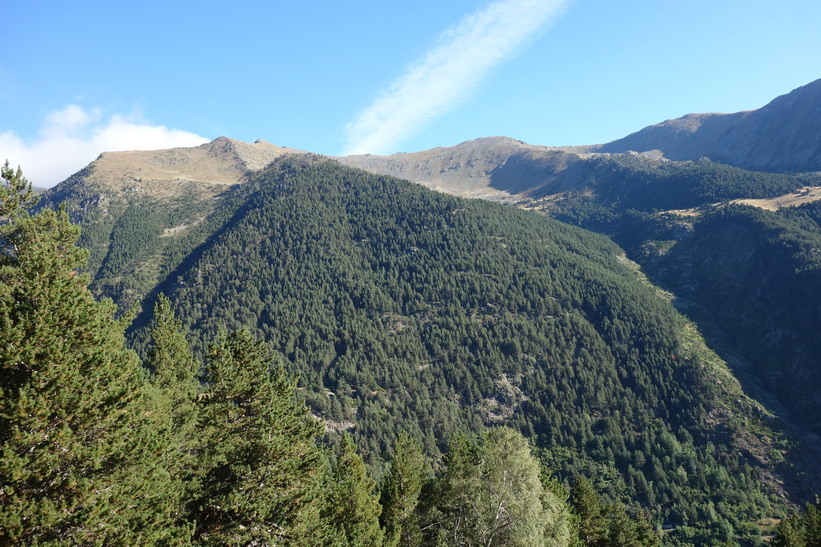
193;329;332;544
0;163;189;543
380;433;427;546
539;155;821;440
575;201;821;440
24;156;821;544
0;163;661;545
37;174;224;311
647;203;821;434
773;501;821;546
543;155;816;213
96;157;796;542
417;427;573;546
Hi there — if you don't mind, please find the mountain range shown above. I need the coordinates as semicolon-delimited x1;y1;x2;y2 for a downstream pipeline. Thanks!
36;78;821;544
51;77;821;206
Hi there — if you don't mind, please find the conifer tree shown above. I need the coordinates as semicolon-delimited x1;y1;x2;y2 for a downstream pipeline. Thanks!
146;293;202;537
326;434;385;546
0;162;187;543
773;502;821;547
571;476;607;546
149;294;200;399
569;476;659;547
380;433;427;546
195;329;329;545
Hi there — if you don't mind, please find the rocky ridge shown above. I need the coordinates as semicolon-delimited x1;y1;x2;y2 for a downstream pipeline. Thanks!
597;78;821;172
57;137;306;201
47;79;821;209
337;136;593;200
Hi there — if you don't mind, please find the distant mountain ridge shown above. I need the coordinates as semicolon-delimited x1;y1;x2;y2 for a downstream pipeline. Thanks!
596;78;821;172
55;137;305;201
337;136;587;200
46;78;821;209
336;80;821;200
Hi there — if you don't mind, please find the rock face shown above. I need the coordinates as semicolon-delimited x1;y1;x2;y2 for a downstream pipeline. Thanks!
597;79;821;172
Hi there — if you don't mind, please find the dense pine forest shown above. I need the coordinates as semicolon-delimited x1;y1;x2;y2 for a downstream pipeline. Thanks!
11;155;820;545
541;164;821;439
2;161;660;544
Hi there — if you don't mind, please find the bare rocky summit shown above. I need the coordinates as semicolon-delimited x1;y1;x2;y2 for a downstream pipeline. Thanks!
337;136;591;201
58;137;306;200
597;78;821;172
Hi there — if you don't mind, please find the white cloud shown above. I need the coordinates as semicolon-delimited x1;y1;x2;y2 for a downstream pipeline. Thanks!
342;0;572;156
0;105;209;188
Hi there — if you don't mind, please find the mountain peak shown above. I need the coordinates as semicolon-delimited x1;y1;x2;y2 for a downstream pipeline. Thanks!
453;136;529;148
597;78;821;171
337;136;580;199
58;137;305;200
200;137;306;172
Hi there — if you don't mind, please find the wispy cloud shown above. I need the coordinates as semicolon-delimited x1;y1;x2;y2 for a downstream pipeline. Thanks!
342;0;572;156
0;105;209;188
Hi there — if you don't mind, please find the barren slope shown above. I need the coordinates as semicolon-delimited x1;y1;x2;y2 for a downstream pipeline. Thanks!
337;136;589;200
64;137;305;200
597;78;821;172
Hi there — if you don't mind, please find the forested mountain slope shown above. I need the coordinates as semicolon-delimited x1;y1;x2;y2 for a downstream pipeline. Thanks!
339;132;821;439
641;203;821;433
34;78;821;545
7;163;596;545
37;137;302;309
333;80;821;448
45;153;821;543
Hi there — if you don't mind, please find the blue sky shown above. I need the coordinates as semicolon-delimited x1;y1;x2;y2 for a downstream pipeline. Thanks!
3;0;820;187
